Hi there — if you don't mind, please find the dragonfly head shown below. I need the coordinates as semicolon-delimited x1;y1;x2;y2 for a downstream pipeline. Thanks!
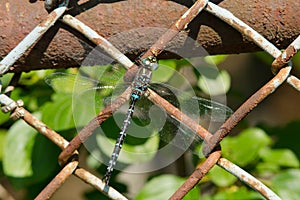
141;56;158;71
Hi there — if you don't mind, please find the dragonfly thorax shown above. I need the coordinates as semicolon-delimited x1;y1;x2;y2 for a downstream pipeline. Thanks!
130;56;158;100
140;56;158;71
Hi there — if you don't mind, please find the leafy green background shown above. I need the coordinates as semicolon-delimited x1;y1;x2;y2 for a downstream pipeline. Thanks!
0;52;300;200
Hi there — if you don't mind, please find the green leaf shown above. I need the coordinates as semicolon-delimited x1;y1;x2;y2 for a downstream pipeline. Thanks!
3;113;60;188
19;71;48;85
294;53;300;72
272;169;300;200
0;111;10;125
261;121;300;161
0;129;7;160
256;162;280;174
222;128;271;166
96;132;159;164
209;165;237;187
212;186;264;200
204;55;228;65
72;89;106;127
3;117;38;177
45;72;95;94
153;60;177;83
259;148;300;168
255;52;274;65
197;69;231;96
41;93;75;131
135;174;199;200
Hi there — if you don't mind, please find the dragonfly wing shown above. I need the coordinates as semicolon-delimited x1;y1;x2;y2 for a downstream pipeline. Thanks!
160;114;203;149
45;72;99;94
149;82;233;123
193;97;233;122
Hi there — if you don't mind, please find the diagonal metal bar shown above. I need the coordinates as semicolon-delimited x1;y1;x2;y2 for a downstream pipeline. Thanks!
58;87;131;165
61;14;134;70
170;150;222;199
20;107;70;149
143;0;208;57
0;5;68;75
35;158;79;200
217;158;281;200
287;75;300;91
203;66;291;156
147;88;211;141
125;0;209;81
205;2;281;58
74;168;128;200
272;35;300;74
35;155;129;200
205;2;299;91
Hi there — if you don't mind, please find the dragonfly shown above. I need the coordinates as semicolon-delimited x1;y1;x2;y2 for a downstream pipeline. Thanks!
102;56;158;184
45;56;233;186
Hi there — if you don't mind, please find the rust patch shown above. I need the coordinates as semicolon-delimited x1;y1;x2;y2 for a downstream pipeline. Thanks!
92;37;104;46
39;10;57;27
272;45;296;73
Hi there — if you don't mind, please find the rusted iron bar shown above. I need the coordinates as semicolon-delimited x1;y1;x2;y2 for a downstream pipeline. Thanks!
0;94;69;149
61;14;133;70
272;35;300;74
1;0;299;73
0;4;67;75
147;86;223;199
35;158;78;200
125;0;208;83
124;0;208;80
19;107;70;149
205;2;281;58
58;87;131;165
217;158;281;200
170;150;222;199
287;75;300;91
142;0;208;58
60;14;137;83
203;66;291;157
205;2;299;91
202;2;296;156
74;168;128;200
147;88;211;141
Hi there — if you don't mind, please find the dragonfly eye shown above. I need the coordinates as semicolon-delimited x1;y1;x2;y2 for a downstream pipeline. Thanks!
144;59;151;66
141;56;158;71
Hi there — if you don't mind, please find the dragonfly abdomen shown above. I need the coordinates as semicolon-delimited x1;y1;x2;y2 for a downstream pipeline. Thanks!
103;56;158;185
103;99;137;185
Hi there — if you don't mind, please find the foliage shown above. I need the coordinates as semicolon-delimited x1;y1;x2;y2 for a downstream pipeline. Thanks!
0;54;299;200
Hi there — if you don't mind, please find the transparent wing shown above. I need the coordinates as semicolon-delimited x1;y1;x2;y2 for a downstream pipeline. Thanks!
45;72;101;94
149;82;233;123
193;96;233;122
129;82;232;156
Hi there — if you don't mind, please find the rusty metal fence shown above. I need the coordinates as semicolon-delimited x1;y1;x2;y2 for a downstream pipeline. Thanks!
0;0;300;199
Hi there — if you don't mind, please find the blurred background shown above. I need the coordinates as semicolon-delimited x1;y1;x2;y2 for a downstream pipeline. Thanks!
1;52;300;200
